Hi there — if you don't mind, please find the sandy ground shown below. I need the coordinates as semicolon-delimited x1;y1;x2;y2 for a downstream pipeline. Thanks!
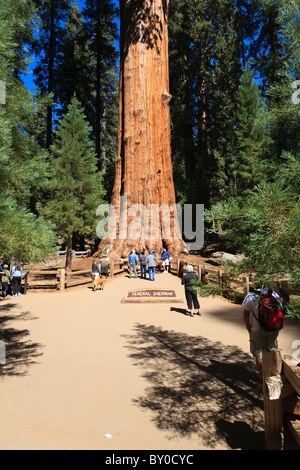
0;271;299;451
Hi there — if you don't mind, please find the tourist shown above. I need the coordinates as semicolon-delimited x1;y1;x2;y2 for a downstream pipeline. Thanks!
128;250;139;278
10;261;23;298
146;251;156;281
161;248;170;273
0;258;3;300
181;265;201;317
100;256;110;281
2;264;10;297
139;250;147;279
91;258;101;281
242;288;283;380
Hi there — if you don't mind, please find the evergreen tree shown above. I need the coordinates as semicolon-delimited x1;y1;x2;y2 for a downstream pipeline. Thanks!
41;96;106;271
56;1;92;119
169;0;199;206
250;0;289;97
230;67;272;198
169;0;242;206
82;0;119;179
33;0;72;148
0;0;57;263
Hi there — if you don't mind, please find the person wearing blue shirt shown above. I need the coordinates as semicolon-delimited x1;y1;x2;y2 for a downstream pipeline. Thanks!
128;250;139;278
161;248;170;273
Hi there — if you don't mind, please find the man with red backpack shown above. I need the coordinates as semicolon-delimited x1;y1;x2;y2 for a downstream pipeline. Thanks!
242;288;284;380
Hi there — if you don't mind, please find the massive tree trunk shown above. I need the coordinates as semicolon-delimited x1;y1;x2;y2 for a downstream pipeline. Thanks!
97;0;186;260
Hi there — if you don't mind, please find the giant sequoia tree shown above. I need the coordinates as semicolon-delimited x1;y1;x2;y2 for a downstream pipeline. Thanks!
97;0;186;259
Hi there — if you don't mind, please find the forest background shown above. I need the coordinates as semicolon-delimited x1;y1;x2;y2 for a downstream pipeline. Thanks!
0;0;299;317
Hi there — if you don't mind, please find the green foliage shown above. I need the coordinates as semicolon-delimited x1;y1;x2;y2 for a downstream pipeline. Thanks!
195;280;223;298
205;152;300;318
0;0;58;263
41;96;106;242
230;67;272;198
169;0;242;206
0;198;57;263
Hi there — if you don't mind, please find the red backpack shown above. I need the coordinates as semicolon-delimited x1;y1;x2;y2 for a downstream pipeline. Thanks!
255;290;284;332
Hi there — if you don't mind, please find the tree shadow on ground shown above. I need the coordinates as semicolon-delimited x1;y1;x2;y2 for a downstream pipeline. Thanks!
123;323;265;450
0;303;43;377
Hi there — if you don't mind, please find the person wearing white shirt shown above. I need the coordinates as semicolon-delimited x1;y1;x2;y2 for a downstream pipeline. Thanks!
242;288;283;379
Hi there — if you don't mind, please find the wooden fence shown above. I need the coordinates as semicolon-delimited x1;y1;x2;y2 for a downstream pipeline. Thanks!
169;258;299;301
22;260;125;292
262;349;300;449
58;250;91;258
21;257;299;301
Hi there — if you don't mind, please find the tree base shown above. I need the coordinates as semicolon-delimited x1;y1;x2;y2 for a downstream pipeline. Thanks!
94;237;187;261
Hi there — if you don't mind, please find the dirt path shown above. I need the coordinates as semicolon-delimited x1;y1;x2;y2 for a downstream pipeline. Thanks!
0;272;299;450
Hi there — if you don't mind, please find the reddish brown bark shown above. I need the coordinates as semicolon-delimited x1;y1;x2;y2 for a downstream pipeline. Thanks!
97;0;186;260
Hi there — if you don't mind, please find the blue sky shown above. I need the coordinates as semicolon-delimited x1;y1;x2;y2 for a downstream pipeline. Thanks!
23;0;120;92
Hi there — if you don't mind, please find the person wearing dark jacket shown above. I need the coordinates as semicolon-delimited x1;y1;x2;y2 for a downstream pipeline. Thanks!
181;265;201;317
139;251;147;279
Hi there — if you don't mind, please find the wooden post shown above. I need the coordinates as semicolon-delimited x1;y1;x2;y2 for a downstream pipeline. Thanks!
110;261;114;278
197;265;202;282
245;275;250;294
262;349;283;449
282;356;300;396
23;272;28;295
60;268;65;292
177;259;181;277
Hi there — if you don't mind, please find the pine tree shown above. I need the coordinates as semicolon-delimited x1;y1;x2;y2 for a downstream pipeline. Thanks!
169;0;242;206
0;0;57;263
82;0;119;174
168;0;198;206
230;67;272;198
33;0;72;148
250;0;289;97
41;96;106;271
56;1;92;119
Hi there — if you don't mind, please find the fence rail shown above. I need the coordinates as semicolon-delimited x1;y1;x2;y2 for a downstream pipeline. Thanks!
169;258;300;300
58;250;90;258
21;257;299;300
21;260;125;292
262;349;300;449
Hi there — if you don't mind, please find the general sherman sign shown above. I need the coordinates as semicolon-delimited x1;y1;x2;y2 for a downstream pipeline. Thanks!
128;289;176;298
122;289;183;304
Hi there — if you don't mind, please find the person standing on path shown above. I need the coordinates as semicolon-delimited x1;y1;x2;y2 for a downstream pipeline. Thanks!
10;261;23;297
0;258;3;300
161;248;170;273
100;256;110;281
139;250;147;279
146;251;156;281
181;265;201;317
91;258;101;279
128;250;139;278
242;288;283;380
1;264;10;297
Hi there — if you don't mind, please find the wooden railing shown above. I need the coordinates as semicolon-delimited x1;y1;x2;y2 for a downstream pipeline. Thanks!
58;250;91;258
21;256;299;301
22;260;126;292
169;258;299;300
262;349;300;449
